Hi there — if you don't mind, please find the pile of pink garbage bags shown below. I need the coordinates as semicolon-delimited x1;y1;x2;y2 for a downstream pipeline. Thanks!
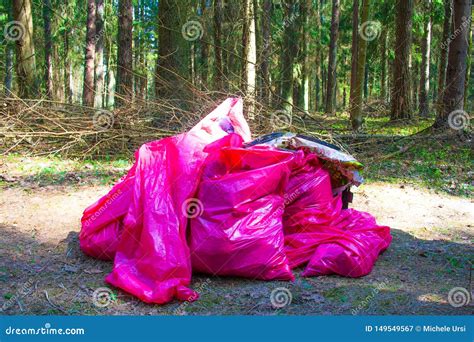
79;98;392;304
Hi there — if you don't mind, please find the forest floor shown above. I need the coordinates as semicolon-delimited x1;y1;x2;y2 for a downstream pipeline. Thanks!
0;116;473;315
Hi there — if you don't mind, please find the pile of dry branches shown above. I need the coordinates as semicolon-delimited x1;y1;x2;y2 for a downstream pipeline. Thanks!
0;91;324;158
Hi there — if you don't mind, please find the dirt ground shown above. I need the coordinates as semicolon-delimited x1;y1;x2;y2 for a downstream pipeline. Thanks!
0;180;472;315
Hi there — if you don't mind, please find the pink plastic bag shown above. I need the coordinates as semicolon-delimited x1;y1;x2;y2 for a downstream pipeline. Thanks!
190;144;298;280
283;151;392;277
80;98;251;304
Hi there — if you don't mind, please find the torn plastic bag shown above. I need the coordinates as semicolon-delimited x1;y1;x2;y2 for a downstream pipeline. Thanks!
79;163;136;260
282;151;392;277
80;98;251;304
190;143;299;280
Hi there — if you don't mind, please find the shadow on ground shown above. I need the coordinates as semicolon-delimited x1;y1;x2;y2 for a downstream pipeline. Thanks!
1;223;472;315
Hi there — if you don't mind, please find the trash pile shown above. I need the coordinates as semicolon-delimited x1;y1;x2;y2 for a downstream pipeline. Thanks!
80;98;392;304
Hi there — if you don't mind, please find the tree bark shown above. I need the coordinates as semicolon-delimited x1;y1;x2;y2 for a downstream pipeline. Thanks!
199;0;209;88
241;0;257;118
390;0;414;120
325;0;340;114
380;26;387;100
419;0;432;117
116;0;133;106
260;0;272;105
94;0;105;107
436;0;452;116
434;0;471;128
349;0;359;111
213;0;224;90
4;0;14;95
12;0;37;98
280;0;298;113
42;0;53;99
350;0;369;130
82;0;96;107
155;0;190;99
300;0;311;113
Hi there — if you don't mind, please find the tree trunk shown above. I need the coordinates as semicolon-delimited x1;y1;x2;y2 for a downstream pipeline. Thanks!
105;36;116;107
94;0;105;107
4;0;14;95
434;0;471;129
4;45;14;95
213;0;224;90
436;0;452;117
419;0;432;117
63;29;72;103
82;0;96;107
199;0;209;88
116;0;133;106
380;26;387;100
463;16;472;109
12;0;37;98
42;0;53;99
155;0;190;99
349;0;369;130
325;0;340;114
280;0;298;113
300;0;311;113
241;0;257;118
390;0;414;120
349;0;359;112
260;0;272;105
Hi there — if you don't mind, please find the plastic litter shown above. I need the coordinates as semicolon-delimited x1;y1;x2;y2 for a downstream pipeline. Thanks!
79;97;391;304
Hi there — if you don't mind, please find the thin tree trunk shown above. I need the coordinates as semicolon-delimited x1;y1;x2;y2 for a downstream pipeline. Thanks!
380;26;387;100
349;0;359;111
241;0;257;118
105;37;115;107
463;17;472;109
280;0;298;113
200;0;209;88
4;45;14;95
42;0;53;99
435;0;471;128
63;30;72;103
300;0;311;113
260;0;272;105
12;0;37;98
213;0;224;90
419;0;432;117
390;0;414;120
325;0;340;114
82;0;96;107
94;0;105;107
4;0;13;95
436;0;452;117
116;0;133;106
350;0;369;130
